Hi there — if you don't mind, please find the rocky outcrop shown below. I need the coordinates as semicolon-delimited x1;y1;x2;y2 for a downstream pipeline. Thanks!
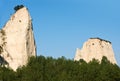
74;38;117;64
0;6;36;70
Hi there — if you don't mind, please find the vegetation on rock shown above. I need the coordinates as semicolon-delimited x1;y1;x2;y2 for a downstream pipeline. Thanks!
90;37;111;44
14;5;24;12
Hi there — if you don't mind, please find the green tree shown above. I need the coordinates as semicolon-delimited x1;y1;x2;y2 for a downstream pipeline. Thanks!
14;5;24;12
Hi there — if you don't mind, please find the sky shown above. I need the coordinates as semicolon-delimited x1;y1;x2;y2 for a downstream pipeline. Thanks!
0;0;120;65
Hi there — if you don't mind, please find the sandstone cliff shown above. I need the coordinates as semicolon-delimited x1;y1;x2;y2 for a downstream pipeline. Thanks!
74;38;117;64
0;6;36;70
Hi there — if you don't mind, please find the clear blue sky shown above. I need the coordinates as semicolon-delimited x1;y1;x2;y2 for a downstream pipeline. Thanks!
0;0;120;65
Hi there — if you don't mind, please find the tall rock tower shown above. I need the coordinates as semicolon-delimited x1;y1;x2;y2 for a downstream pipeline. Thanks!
74;38;117;64
0;6;36;70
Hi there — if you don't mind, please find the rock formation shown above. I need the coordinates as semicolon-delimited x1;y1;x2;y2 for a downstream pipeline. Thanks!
0;6;36;70
74;38;117;64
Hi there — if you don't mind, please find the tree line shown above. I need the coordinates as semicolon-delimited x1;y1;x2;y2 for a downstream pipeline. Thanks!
0;56;120;81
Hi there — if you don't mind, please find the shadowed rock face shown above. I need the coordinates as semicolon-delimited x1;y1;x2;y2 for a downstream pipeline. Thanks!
74;38;117;64
0;7;36;71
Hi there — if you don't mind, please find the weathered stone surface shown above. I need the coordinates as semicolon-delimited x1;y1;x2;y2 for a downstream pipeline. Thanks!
74;38;117;64
0;7;36;70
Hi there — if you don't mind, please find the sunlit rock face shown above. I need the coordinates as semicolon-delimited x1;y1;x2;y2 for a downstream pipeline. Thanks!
74;38;117;64
0;7;36;71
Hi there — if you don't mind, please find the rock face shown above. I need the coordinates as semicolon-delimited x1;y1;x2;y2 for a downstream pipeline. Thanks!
74;38;117;64
0;7;36;70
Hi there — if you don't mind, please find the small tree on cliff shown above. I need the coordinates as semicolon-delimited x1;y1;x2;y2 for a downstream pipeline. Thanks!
14;5;24;12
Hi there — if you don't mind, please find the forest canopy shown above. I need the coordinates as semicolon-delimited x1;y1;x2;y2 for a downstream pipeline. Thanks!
0;56;120;81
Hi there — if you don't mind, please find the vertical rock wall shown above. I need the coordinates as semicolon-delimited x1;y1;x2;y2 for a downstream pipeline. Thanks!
0;7;36;70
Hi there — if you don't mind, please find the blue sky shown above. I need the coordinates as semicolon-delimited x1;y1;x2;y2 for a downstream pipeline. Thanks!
0;0;120;65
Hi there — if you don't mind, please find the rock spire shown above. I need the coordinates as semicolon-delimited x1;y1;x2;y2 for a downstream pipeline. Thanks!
0;6;36;70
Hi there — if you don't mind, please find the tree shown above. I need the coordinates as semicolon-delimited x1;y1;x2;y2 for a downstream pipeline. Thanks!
0;55;120;81
14;5;24;12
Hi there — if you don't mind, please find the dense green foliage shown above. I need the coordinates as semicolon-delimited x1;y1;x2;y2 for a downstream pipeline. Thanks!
0;56;120;81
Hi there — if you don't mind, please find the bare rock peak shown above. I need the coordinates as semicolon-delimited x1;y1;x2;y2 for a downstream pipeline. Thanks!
74;38;117;64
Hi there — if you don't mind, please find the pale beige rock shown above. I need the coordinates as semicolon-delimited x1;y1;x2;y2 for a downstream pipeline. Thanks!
0;7;36;70
74;38;117;64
